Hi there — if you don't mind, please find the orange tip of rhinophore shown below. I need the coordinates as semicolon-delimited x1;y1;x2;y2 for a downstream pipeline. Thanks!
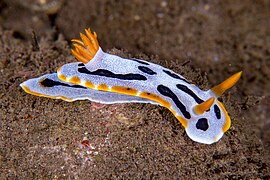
211;71;242;97
71;28;99;64
194;97;215;115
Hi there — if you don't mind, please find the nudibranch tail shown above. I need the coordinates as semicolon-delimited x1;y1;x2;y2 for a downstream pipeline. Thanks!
211;71;242;97
71;28;99;64
193;97;215;115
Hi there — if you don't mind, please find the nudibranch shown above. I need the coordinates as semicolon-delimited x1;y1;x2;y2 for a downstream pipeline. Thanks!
20;28;242;144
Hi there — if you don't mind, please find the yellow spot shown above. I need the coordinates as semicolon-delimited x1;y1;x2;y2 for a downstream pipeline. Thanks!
20;84;72;101
111;86;138;96
217;100;231;133
69;76;81;84
139;92;171;108
58;74;67;82
211;71;242;97
85;81;95;89
71;28;99;63
193;97;215;115
97;84;109;91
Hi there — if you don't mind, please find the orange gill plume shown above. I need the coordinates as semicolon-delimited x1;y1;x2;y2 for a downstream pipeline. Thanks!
71;28;99;64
